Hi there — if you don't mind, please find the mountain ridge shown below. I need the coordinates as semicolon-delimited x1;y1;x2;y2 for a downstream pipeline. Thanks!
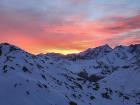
0;42;140;105
1;42;140;55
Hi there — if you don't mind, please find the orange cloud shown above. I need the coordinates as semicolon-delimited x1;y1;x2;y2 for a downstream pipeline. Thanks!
0;9;140;54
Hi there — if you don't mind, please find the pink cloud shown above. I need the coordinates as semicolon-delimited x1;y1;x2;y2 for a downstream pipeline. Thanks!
0;9;140;54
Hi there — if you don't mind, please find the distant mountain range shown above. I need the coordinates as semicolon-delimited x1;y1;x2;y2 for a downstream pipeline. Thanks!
0;43;140;105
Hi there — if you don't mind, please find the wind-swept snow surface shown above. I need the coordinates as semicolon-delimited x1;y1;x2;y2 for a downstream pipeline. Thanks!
0;43;140;105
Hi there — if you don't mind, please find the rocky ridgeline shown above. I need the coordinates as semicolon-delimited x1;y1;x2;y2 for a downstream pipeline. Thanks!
0;43;140;105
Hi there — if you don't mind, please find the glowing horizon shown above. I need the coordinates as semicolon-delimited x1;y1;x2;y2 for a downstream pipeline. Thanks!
0;0;140;54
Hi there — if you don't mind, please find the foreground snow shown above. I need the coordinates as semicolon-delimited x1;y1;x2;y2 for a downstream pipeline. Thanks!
0;43;140;105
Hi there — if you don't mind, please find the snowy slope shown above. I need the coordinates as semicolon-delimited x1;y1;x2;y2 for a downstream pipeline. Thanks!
0;43;140;105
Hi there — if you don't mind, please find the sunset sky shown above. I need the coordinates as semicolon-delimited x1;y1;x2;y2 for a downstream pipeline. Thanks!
0;0;140;54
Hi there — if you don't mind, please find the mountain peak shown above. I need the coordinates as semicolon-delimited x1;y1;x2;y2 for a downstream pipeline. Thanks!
129;44;140;54
69;44;112;60
0;42;18;48
0;43;22;56
97;44;112;49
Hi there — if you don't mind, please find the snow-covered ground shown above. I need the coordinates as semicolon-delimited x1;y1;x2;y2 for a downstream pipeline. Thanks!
0;43;140;105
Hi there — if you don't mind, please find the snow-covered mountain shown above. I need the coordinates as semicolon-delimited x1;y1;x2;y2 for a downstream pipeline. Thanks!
0;43;140;105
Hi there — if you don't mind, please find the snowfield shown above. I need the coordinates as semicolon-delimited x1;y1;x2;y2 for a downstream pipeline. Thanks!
0;43;140;105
